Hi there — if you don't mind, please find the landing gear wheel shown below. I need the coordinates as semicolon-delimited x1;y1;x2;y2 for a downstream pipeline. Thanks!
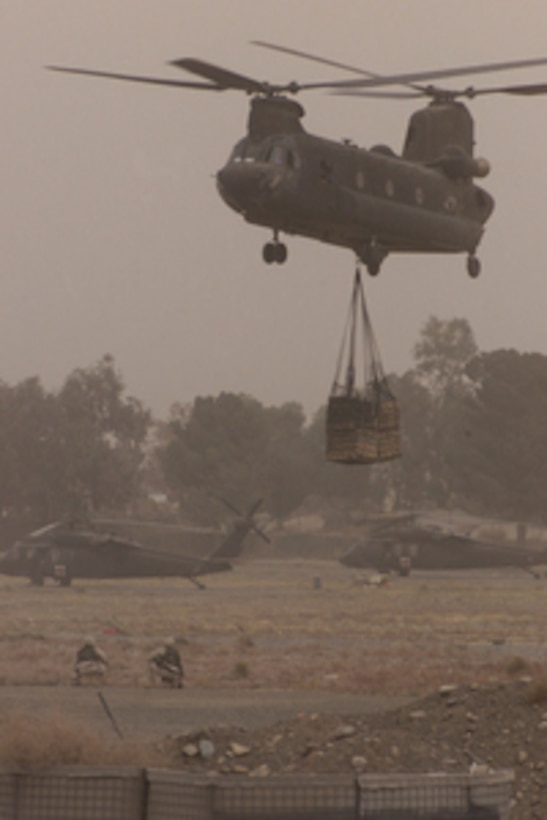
263;242;276;264
366;258;381;277
467;254;481;278
359;241;386;277
274;242;287;264
262;241;288;265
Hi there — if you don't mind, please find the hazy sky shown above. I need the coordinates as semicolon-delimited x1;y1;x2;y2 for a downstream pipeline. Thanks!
3;1;547;418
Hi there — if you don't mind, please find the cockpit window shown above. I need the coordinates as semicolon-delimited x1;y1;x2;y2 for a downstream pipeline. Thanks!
229;141;261;163
230;140;299;168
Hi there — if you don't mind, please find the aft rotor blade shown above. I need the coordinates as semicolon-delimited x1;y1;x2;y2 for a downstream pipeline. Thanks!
46;65;221;90
338;80;547;100
333;89;425;99
327;55;547;91
472;81;547;96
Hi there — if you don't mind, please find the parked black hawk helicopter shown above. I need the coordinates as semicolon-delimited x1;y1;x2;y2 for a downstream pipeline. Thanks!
0;499;269;588
339;513;547;577
48;43;547;276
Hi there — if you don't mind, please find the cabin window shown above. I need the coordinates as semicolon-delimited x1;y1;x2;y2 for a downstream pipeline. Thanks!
355;170;366;190
265;144;297;168
385;179;395;198
415;187;424;205
320;159;333;182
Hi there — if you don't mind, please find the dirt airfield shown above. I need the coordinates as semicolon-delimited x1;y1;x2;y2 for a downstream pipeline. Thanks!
0;558;544;696
0;559;545;817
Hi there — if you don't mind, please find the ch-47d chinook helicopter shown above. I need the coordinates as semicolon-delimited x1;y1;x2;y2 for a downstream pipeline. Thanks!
48;43;547;277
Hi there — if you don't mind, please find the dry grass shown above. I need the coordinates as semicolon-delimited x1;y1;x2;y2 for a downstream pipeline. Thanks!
0;560;545;772
526;676;547;704
0;712;164;770
0;560;545;696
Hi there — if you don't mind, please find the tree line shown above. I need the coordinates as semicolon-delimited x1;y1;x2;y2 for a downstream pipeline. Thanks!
1;319;547;530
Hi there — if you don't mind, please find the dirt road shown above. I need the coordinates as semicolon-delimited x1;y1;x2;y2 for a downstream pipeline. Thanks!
0;686;412;740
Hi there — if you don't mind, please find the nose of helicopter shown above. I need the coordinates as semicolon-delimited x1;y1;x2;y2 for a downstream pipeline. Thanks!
216;162;281;214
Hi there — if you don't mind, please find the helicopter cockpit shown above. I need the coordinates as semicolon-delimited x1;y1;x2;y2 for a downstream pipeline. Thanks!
228;137;300;170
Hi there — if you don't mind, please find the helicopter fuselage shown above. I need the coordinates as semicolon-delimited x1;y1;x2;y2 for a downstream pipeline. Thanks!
48;49;547;275
217;128;494;274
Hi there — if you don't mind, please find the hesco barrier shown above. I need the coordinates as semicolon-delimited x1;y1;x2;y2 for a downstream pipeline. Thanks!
0;766;514;819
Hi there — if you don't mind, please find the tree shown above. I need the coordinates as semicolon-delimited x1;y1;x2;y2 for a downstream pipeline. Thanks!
0;377;66;521
159;393;321;523
58;355;151;514
414;316;477;397
457;349;547;520
408;318;479;506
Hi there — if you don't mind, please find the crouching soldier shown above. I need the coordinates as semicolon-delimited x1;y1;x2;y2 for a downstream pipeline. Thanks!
73;636;108;686
148;638;184;688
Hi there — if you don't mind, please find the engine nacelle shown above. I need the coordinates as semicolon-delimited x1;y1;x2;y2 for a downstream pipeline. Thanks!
472;157;491;178
435;145;491;179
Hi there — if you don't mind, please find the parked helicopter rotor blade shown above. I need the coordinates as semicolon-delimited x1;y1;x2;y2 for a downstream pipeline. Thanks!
325;55;547;92
252;525;271;545
216;496;270;544
46;65;222;90
246;498;264;520
238;498;270;544
217;496;244;518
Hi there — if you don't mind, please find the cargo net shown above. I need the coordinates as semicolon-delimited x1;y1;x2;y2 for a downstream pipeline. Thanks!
327;268;401;465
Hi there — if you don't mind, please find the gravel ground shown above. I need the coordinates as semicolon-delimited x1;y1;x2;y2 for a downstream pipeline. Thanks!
161;679;546;819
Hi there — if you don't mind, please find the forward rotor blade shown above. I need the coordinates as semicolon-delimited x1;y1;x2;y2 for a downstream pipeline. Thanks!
252;40;380;80
46;65;221;90
170;58;266;93
171;57;341;95
251;40;426;94
327;55;547;91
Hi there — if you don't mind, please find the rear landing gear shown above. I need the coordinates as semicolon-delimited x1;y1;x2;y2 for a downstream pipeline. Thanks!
467;254;481;278
358;241;387;277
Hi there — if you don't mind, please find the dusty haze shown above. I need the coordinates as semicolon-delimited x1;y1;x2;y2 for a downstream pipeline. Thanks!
3;1;547;416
